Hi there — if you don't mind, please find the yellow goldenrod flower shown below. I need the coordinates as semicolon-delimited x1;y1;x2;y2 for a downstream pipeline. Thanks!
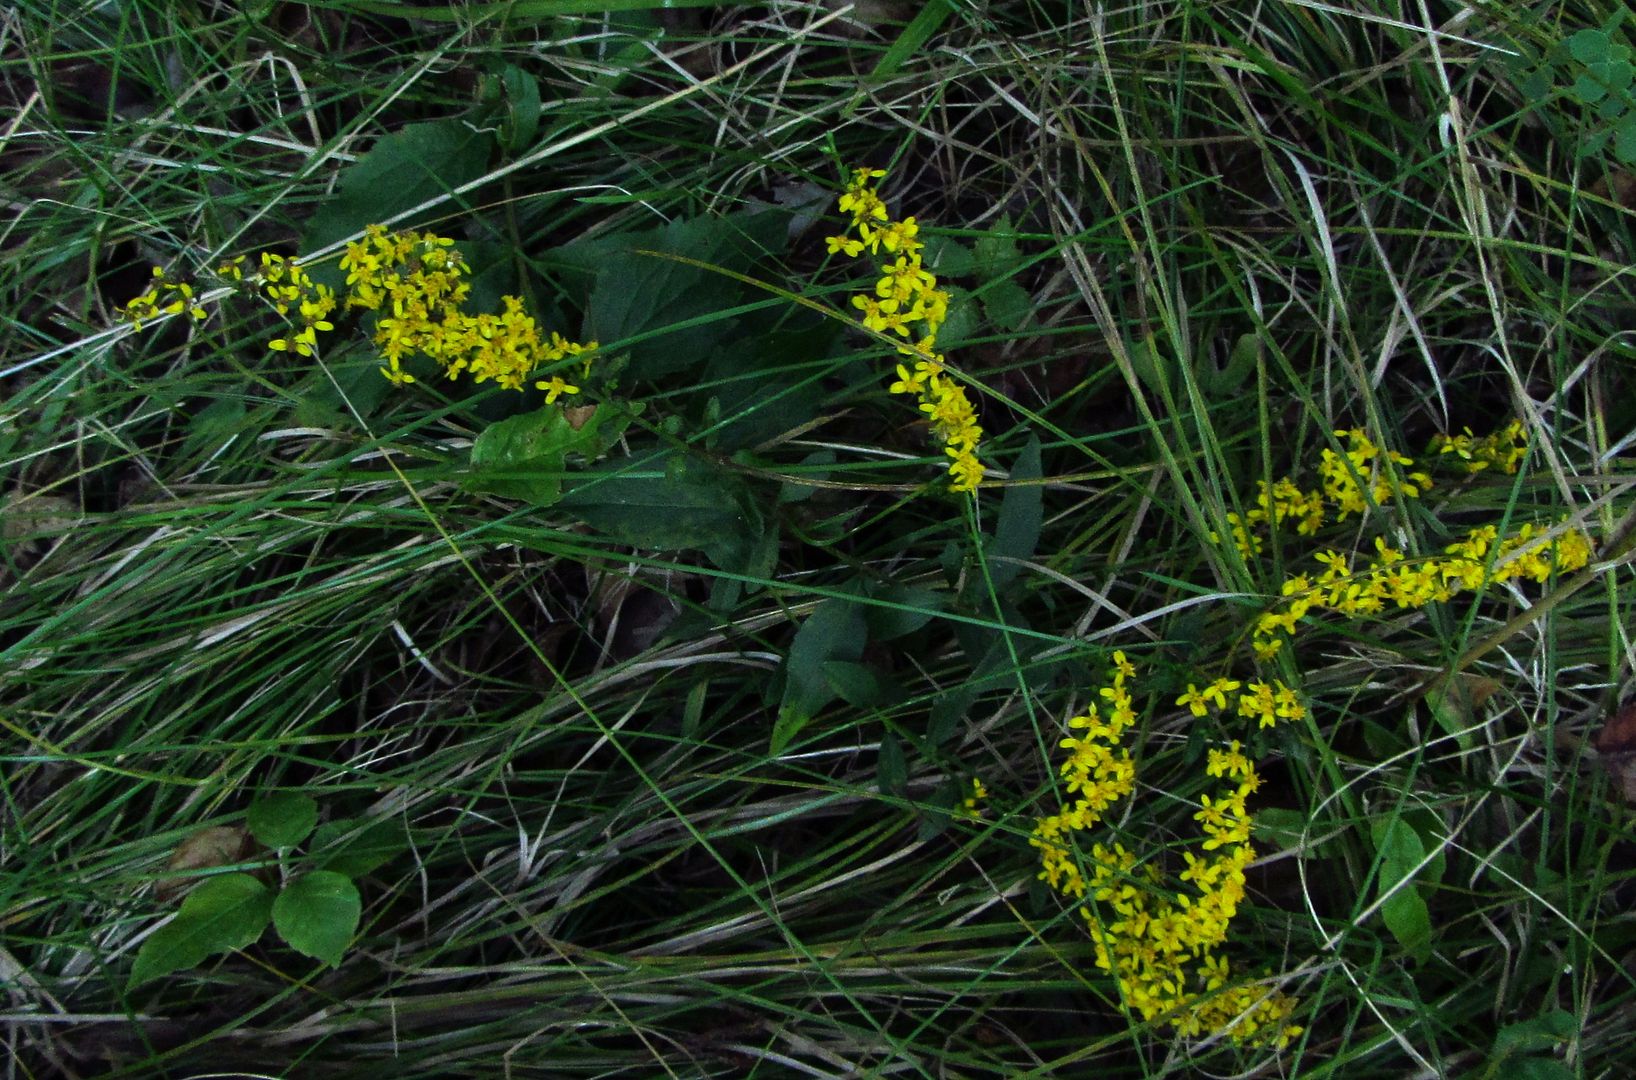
1034;653;1303;1047
831;167;983;493
535;375;579;404
963;777;988;818
1176;684;1211;717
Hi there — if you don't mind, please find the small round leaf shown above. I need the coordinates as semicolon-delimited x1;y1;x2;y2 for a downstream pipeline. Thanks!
247;792;318;850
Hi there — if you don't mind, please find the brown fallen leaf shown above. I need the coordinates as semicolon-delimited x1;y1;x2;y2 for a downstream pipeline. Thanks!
1594;698;1636;804
156;826;252;901
562;405;597;431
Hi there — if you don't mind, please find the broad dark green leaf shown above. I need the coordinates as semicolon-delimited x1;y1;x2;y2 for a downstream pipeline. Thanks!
465;403;634;507
128;873;273;989
312;816;411;878
701;317;841;452
497;64;542;153
822;660;886;709
873;0;956;77
246;792;318;850
973;215;1023;278
182;397;248;461
1493;1010;1577;1057
1371;816;1432;961
1569;29;1613;66
1203;333;1258;395
986;436;1042;591
1508;1059;1577;1080
774;594;867;753
921;234;976;277
292;353;393;427
980;279;1031;333
302;120;494;270
555;209;788;379
273;871;361;968
876;731;908;797
1617;112;1636;163
862;582;947;641
558;452;761;571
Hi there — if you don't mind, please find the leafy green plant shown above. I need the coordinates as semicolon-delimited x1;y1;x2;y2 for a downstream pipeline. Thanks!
1510;13;1636;163
128;795;402;989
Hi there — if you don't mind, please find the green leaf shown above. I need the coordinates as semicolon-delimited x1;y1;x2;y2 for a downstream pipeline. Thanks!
1371;816;1433;961
1507;1060;1576;1080
182;397;249;462
985;436;1042;591
292;353;392;427
557;452;762;571
1125;336;1169;397
1203;333;1258;395
774;594;867;753
937;285;980;346
1251;806;1307;848
861;582;947;641
779;449;835;504
272;871;361;968
465;403;634;507
1570;29;1612;66
822;659;886;708
980;278;1032;333
246;792;318;850
1617;113;1636;162
922;235;976;277
877;731;908;797
312;816;411;878
973;215;1023;278
701;316;841;452
557;209;788;379
1574;71;1610;104
1424;691;1477;753
915;779;958;842
497;64;542;154
128;873;273;989
301;120;494;274
872;0;956;78
1493;1010;1577;1057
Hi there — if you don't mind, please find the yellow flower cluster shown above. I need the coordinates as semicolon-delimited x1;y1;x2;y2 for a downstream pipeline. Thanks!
1031;650;1141;899
1176;676;1306;730
1031;654;1303;1048
828;167;982;493
257;253;337;358
1430;419;1528;474
123;227;595;399
120;266;207;330
1208;422;1593;659
1252;522;1594;660
1221;429;1430;559
339;225;594;392
962;777;989;819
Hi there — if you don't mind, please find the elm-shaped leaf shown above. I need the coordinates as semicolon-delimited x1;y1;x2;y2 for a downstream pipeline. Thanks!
128;873;273;990
272;871;361;968
312;816;411;878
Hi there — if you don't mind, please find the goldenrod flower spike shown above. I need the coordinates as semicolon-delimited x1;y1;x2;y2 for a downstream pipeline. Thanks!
1034;654;1304;1047
830;166;982;492
124;226;595;402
